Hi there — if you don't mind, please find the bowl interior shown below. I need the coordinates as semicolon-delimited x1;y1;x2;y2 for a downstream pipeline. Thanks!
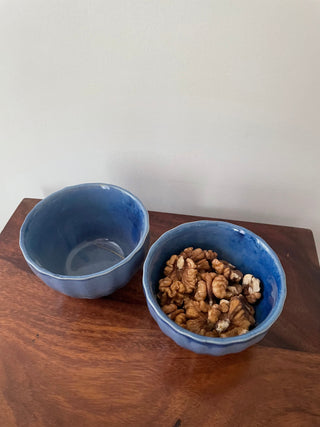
21;184;148;276
144;221;285;328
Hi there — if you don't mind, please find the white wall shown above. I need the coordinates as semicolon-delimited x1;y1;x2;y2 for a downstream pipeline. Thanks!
1;0;319;258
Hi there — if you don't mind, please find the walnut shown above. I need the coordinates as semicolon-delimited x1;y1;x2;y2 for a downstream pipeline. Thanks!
206;296;252;335
242;274;261;303
228;295;255;330
164;255;179;278
246;294;260;304
163;254;186;281
167;280;185;297
184;299;213;335
159;280;186;306
196;258;211;271
185;305;201;320
181;258;198;292
186;315;209;335
220;327;248;338
212;258;233;279
201;272;217;305
207;304;221;324
204;250;218;261
207;299;229;325
175;313;187;328
198;300;210;313
180;247;211;271
190;248;206;262
207;295;255;335
194;280;207;301
230;269;243;283
168;309;184;320
180;247;194;259
162;303;177;314
176;255;185;270
211;275;229;299
215;319;230;334
157;277;174;305
225;284;243;298
212;259;243;283
219;299;230;313
180;247;204;262
163;254;197;294
185;299;209;319
158;293;169;306
158;277;173;291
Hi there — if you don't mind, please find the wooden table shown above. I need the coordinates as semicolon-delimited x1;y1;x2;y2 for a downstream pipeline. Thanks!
0;199;319;427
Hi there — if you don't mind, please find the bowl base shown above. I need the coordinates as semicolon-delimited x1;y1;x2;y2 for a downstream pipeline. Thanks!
65;238;125;276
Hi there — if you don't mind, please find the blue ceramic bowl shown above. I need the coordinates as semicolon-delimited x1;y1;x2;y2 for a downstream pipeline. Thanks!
20;183;149;298
142;221;286;356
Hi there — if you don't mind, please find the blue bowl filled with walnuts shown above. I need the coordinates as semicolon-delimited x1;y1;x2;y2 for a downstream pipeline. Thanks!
142;220;286;356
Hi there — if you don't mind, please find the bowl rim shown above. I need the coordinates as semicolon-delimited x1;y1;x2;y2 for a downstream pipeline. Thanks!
142;220;287;346
19;183;149;280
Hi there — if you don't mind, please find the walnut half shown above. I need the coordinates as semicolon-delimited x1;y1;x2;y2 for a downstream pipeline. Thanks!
242;274;261;304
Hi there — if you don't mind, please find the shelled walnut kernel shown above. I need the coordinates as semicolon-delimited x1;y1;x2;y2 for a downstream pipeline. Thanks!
157;247;262;338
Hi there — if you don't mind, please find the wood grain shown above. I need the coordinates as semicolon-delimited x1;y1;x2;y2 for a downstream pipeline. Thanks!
0;199;319;427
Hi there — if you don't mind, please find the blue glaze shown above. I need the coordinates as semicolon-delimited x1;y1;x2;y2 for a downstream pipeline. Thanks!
20;183;149;298
142;221;286;356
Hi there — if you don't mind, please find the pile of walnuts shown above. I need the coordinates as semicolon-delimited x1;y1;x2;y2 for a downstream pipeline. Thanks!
157;247;262;338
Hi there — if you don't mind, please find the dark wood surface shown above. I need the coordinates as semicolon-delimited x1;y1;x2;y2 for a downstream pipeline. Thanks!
0;199;319;427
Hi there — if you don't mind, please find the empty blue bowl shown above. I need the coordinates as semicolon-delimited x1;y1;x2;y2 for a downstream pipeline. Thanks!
20;183;149;298
142;220;286;356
